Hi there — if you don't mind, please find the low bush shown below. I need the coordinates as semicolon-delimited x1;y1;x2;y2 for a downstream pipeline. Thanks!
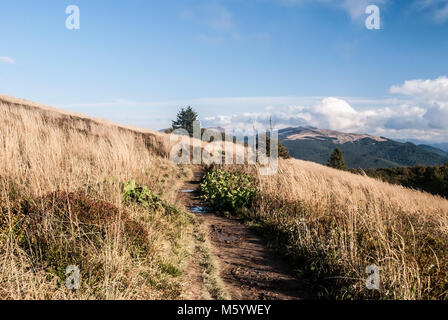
198;169;257;212
123;179;162;209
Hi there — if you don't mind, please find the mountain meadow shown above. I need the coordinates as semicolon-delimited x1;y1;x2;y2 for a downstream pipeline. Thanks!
1;95;447;300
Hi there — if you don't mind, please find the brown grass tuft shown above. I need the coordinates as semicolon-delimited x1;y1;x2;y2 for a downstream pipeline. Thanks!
235;159;448;299
0;95;194;300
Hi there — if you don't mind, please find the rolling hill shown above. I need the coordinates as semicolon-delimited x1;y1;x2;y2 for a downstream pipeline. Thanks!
418;144;448;157
279;127;448;169
1;95;448;300
430;143;448;153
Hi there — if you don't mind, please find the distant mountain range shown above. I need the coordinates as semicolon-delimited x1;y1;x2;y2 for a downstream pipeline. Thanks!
417;144;448;157
425;143;448;153
396;139;448;153
279;127;448;169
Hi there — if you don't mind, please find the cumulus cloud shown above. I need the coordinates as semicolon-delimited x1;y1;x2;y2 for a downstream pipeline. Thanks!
64;76;448;142
202;76;448;142
203;97;382;132
390;76;448;131
390;76;448;101
312;97;361;131
0;56;15;64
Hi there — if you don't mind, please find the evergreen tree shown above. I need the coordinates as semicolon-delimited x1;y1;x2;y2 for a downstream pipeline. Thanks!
255;118;291;159
254;132;291;159
171;106;198;137
327;148;347;170
278;141;291;159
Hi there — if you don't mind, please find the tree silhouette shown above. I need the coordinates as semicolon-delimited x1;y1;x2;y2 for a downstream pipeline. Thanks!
327;148;347;170
256;133;291;159
171;106;198;137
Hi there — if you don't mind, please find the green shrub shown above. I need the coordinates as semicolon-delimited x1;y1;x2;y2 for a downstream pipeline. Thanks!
123;179;161;208
198;169;257;212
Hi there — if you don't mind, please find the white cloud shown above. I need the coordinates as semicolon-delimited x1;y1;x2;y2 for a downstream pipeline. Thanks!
62;76;448;142
390;76;448;130
390;76;448;101
199;77;448;142
203;97;388;135
0;56;15;64
312;97;360;131
61;95;425;139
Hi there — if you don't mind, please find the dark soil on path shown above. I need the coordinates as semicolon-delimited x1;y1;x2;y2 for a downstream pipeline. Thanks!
178;171;311;300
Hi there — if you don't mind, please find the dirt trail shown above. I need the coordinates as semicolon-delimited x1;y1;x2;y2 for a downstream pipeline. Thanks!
178;171;311;300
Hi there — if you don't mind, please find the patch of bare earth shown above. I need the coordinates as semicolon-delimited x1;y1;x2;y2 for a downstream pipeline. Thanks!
178;172;311;300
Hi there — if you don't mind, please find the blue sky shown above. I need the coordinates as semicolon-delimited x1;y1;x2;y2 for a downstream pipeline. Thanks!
1;0;448;141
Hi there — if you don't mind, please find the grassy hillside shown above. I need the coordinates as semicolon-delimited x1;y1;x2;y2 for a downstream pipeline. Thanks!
2;95;448;300
357;164;448;200
254;161;448;299
0;95;199;299
201;161;448;299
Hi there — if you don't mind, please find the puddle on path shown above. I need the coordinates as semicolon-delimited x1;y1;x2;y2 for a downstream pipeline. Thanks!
217;233;239;242
189;206;212;213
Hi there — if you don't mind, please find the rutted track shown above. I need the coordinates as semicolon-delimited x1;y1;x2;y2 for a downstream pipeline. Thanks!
178;172;311;300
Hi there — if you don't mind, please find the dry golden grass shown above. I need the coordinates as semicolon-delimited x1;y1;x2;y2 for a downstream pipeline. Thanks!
3;93;447;300
239;159;448;299
0;95;195;300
